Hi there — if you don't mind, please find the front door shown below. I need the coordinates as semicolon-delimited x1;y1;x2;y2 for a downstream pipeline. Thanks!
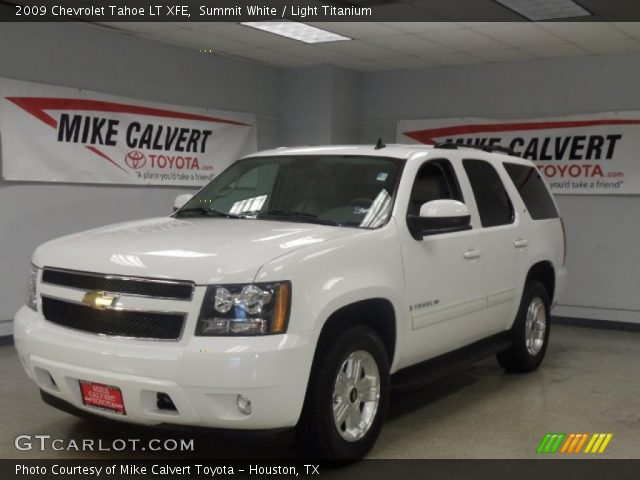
399;158;489;366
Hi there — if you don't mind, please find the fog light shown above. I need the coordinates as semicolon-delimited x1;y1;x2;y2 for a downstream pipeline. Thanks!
236;394;252;415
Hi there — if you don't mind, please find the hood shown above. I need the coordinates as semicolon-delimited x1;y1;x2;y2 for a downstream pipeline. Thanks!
33;217;355;284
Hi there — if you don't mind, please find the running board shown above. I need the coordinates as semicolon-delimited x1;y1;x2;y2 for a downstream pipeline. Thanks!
391;332;512;392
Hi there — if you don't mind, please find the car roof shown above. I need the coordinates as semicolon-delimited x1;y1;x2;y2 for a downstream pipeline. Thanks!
249;144;430;160
247;144;532;165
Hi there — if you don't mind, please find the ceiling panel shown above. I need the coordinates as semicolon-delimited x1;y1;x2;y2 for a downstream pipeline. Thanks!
611;22;640;38
316;39;402;60
380;22;463;33
427;52;486;65
539;22;628;43
306;22;403;39
470;47;535;62
94;19;640;72
225;48;316;67
578;38;640;54
416;27;509;50
520;43;590;58
471;23;567;47
364;34;458;56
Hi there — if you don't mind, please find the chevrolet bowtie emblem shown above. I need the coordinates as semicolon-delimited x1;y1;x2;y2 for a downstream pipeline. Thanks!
82;291;119;310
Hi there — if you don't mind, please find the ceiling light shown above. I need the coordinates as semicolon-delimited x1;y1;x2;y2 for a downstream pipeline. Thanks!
240;22;351;44
495;0;591;20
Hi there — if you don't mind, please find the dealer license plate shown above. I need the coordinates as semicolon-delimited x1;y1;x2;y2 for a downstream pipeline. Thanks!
79;381;126;415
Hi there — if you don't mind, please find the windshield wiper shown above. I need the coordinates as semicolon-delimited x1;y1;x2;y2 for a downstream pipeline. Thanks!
174;206;242;219
258;210;340;226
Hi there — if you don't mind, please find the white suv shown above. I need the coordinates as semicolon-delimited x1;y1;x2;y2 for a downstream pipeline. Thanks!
14;144;567;458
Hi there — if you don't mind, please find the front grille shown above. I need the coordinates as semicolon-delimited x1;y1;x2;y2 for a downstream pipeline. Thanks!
42;268;194;300
41;296;185;340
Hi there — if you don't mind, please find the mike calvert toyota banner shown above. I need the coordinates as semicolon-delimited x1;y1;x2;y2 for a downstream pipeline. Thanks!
397;113;640;195
0;77;257;186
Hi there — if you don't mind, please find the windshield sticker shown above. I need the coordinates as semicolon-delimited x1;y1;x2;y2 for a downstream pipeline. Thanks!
353;207;369;215
376;172;388;182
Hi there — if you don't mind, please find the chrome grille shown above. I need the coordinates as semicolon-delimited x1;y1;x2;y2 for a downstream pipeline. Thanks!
42;268;194;300
41;296;185;340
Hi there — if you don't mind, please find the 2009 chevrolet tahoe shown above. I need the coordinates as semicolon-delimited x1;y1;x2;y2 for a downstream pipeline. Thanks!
15;143;567;458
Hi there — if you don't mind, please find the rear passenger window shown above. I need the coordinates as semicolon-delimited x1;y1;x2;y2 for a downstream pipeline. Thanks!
504;163;559;220
463;159;514;228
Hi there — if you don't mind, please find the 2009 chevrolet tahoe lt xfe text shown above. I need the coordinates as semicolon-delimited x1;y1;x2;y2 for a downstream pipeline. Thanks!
14;143;567;458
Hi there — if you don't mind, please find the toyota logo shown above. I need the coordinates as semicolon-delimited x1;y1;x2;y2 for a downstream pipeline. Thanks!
125;151;146;169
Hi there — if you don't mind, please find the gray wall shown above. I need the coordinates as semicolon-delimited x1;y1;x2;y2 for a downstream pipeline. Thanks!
1;22;638;331
0;23;281;331
278;66;360;146
359;54;640;324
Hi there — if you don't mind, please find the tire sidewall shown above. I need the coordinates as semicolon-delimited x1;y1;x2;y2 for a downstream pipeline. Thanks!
514;282;551;368
301;325;390;459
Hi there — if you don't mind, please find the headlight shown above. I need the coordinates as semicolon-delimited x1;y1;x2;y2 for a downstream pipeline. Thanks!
27;265;39;311
196;282;291;336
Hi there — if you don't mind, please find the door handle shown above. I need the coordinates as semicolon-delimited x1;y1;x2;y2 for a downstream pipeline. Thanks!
514;239;529;248
463;249;482;260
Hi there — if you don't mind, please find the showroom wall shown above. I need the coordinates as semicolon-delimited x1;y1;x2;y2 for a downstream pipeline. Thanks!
0;22;280;332
359;53;640;324
1;22;637;333
278;65;360;146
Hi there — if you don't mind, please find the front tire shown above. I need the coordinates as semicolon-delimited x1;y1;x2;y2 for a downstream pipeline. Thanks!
497;281;551;373
296;325;390;459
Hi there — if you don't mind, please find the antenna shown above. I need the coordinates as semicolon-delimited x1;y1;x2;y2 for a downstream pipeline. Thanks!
375;138;386;150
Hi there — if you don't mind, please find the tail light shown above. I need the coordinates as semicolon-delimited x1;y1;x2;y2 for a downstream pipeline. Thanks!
560;218;567;267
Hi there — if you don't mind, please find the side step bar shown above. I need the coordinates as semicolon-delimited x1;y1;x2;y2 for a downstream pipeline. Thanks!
391;332;512;392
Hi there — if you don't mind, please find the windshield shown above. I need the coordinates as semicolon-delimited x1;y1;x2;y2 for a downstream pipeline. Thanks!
175;155;402;229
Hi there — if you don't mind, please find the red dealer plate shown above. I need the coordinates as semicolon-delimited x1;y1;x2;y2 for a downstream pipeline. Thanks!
79;381;126;415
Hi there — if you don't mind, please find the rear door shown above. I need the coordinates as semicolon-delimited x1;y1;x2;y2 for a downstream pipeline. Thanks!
460;159;521;334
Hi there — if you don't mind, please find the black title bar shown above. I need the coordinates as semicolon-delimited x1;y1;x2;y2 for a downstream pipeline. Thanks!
3;0;640;22
4;459;640;480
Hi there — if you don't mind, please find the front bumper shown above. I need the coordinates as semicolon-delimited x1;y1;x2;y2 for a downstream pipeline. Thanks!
14;306;316;430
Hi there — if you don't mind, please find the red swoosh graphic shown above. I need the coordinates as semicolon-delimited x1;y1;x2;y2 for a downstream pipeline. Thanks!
6;97;251;173
403;119;640;144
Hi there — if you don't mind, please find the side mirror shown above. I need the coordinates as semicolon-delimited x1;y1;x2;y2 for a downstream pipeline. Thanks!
173;194;193;212
407;199;471;239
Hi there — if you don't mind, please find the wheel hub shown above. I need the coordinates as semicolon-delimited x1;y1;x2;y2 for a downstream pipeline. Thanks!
525;297;547;356
332;350;380;442
349;388;358;403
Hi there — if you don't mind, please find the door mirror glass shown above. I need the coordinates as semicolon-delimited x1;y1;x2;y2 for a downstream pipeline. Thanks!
408;199;471;239
173;194;193;212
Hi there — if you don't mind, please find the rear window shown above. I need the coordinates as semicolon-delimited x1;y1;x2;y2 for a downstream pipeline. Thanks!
504;163;559;220
463;159;514;228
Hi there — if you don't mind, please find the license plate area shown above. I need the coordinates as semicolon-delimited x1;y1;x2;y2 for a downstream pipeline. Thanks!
79;381;126;415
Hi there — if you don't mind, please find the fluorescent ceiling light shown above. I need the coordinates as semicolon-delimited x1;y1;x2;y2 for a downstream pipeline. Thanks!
495;0;591;20
240;22;350;43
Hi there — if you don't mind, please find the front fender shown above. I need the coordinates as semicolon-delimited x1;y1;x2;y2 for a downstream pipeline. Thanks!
254;224;406;372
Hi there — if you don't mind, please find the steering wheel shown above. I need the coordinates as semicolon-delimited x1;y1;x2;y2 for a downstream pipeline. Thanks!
348;198;374;208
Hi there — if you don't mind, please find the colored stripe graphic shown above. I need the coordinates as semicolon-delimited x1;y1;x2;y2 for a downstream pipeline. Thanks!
538;433;613;454
560;433;589;453
537;433;566;453
584;433;614;454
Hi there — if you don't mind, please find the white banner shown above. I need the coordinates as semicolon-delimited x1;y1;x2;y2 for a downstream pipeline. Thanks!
0;77;257;186
397;113;640;195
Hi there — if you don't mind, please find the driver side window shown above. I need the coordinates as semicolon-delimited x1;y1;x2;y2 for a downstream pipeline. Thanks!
407;159;463;216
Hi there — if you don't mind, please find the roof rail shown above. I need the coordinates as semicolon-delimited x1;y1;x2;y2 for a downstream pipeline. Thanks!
434;142;520;157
